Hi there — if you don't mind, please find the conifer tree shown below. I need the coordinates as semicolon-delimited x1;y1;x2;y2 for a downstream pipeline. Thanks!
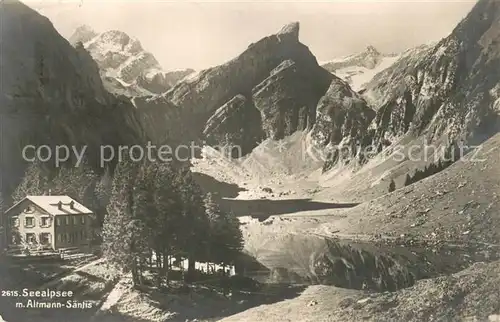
102;157;146;285
173;166;210;281
144;161;182;285
12;162;48;201
205;193;243;270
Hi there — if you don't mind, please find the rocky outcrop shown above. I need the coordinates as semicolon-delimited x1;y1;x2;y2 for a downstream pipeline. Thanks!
0;0;145;195
252;60;322;139
361;44;432;106
310;78;376;170
365;0;500;150
203;95;264;157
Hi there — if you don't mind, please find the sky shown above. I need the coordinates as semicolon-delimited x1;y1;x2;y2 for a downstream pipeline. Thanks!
24;0;477;71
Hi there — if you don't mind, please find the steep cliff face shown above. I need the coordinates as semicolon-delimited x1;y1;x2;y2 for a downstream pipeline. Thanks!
365;0;500;150
252;59;322;140
69;26;195;96
310;78;376;170
361;44;433;107
203;95;264;157
140;22;332;153
0;0;145;195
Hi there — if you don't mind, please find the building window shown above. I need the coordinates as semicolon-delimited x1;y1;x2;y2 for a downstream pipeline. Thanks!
24;206;35;214
24;217;35;228
26;233;36;244
10;217;19;228
56;217;61;226
40;233;51;245
73;216;78;225
57;234;62;243
41;216;51;228
65;216;70;225
81;216;86;225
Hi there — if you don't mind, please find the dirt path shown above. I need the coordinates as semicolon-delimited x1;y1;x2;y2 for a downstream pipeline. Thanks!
89;278;129;321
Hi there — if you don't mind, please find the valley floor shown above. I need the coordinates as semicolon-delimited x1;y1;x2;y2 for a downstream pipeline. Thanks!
3;134;500;321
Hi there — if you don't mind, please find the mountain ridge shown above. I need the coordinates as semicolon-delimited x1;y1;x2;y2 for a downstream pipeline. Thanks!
134;21;338;155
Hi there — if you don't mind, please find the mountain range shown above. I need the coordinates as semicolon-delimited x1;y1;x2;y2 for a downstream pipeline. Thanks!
3;0;500;198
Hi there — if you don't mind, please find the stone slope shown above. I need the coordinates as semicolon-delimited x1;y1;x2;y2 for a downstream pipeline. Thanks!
318;131;500;247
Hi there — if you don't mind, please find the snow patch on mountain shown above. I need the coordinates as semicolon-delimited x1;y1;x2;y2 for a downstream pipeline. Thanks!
333;55;401;92
321;46;400;92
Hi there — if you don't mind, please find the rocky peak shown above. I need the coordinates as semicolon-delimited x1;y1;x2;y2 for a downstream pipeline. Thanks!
320;45;400;91
139;19;331;155
322;45;385;72
365;45;380;55
277;22;300;42
69;24;98;45
86;30;145;57
70;27;190;96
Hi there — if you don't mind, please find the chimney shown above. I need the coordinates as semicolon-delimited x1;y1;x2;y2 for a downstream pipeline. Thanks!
48;189;52;196
69;201;75;209
57;201;62;210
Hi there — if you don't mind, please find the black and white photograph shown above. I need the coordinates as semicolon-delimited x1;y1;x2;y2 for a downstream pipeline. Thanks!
1;0;500;321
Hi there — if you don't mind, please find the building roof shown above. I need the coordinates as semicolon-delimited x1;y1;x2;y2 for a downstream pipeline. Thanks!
5;195;93;216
